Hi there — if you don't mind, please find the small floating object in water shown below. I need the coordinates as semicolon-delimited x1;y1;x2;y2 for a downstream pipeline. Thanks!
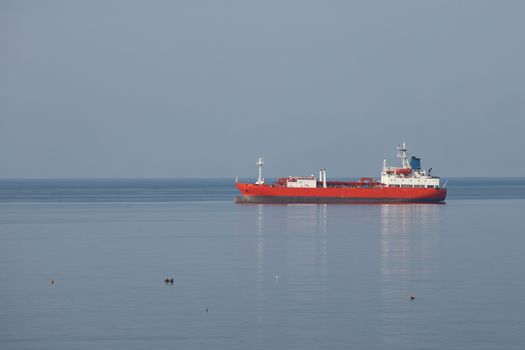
49;279;55;285
275;274;280;280
169;278;174;284
164;278;170;284
410;295;416;301
206;307;208;313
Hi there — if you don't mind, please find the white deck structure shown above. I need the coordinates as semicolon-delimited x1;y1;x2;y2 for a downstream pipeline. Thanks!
380;142;441;189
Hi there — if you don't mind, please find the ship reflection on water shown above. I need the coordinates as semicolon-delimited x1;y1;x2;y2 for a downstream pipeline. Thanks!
235;202;444;345
379;203;441;299
237;203;329;331
379;203;442;345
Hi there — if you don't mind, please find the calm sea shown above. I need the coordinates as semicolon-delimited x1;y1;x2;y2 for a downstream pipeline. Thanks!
1;178;524;349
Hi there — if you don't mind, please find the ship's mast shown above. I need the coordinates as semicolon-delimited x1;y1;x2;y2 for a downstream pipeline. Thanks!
397;141;410;169
256;157;264;185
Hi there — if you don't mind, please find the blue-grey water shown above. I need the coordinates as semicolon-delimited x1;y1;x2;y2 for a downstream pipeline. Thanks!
1;178;525;349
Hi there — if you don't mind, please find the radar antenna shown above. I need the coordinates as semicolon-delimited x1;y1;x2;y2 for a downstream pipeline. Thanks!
397;141;410;169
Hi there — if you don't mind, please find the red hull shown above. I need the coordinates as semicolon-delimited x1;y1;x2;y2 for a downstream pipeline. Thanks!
235;183;447;203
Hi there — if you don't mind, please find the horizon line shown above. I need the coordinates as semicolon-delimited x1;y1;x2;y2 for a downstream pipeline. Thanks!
1;176;525;180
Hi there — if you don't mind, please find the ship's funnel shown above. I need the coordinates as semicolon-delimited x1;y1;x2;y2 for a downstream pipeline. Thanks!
410;156;421;170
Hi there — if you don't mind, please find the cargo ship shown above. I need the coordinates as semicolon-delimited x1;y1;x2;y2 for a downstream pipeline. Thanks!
235;142;447;203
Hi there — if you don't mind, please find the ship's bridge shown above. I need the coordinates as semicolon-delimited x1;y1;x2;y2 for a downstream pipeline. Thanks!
380;171;440;188
380;142;442;189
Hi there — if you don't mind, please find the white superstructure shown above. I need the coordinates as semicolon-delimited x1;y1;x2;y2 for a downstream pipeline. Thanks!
285;176;318;188
380;142;441;189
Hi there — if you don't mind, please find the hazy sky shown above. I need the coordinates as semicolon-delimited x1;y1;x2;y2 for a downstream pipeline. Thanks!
1;1;524;178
